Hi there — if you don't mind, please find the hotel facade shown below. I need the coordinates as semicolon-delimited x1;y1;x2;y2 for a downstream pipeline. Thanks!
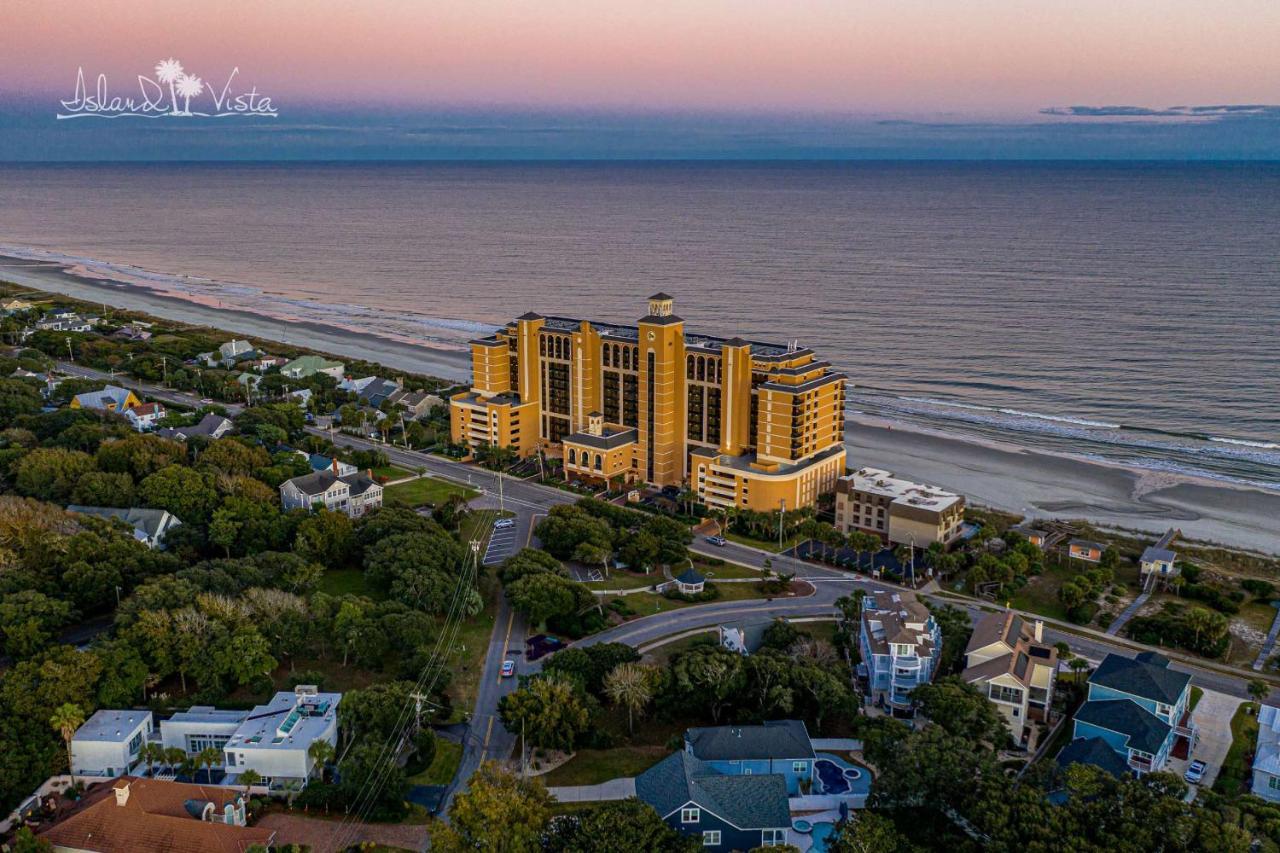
450;294;847;511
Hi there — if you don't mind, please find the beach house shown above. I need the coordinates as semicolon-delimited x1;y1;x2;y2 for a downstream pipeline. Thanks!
281;355;345;380
157;413;234;442
70;710;155;777
1140;529;1181;583
1067;652;1196;775
962;610;1058;747
70;385;142;413
857;590;941;715
1068;539;1105;563
159;687;341;788
1253;704;1280;802
66;505;183;549
125;401;166;432
279;468;383;518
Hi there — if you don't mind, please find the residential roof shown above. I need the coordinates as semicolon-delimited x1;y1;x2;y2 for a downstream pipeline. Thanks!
965;609;1026;655
66;505;181;541
675;568;706;586
283;355;343;374
1056;736;1132;778
1075;699;1172;755
1088;652;1190;705
1141;546;1177;564
1069;539;1106;551
129;402;165;417
72;385;135;410
38;777;274;853
635;751;790;830
685;720;814;762
1254;704;1280;777
74;710;152;743
158;413;233;440
225;688;341;754
836;467;962;514
860;591;936;657
284;469;380;498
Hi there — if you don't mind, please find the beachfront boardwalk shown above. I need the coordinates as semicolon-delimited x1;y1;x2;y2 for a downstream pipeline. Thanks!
1108;588;1152;636
1253;603;1280;671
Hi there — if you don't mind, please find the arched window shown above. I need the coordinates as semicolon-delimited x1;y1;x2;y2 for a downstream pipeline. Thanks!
697;357;706;381
687;355;695;378
594;453;603;470
567;449;576;465
623;348;631;370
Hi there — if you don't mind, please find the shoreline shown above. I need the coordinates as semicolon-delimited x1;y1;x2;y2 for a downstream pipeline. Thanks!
3;255;1276;555
0;256;472;381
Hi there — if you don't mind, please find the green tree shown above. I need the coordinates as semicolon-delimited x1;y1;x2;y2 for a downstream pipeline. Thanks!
506;572;593;626
603;662;659;734
433;761;552;853
498;675;591;752
69;470;135;507
294;509;355;567
828;812;916;853
307;738;335;780
14;447;97;502
545;798;697;853
0;591;75;659
1249;678;1269;704
49;702;85;773
239;768;262;795
138;464;219;524
668;644;746;724
499;548;568;585
912;676;1009;746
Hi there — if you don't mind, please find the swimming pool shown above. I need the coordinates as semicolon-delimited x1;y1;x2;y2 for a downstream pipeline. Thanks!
809;821;836;851
814;758;862;795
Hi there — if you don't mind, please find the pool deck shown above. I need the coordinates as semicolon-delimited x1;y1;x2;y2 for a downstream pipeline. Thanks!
789;809;845;853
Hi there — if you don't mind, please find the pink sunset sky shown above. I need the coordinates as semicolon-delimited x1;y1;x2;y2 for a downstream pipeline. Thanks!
6;0;1280;114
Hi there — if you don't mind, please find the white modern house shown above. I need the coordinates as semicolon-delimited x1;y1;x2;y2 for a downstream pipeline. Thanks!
223;686;341;785
1254;704;1280;802
158;687;341;788
279;468;383;518
70;710;154;777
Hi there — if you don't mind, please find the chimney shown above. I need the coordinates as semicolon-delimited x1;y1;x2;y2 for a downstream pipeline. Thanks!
114;782;131;807
331;457;339;474
1034;620;1044;643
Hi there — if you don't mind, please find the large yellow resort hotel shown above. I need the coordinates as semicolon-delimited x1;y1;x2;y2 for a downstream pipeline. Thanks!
450;294;847;511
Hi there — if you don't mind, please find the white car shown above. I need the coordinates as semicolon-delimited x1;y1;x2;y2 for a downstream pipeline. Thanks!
494;518;515;529
1183;760;1207;784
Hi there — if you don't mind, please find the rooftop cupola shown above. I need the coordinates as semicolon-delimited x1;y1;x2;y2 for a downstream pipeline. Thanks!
647;293;674;317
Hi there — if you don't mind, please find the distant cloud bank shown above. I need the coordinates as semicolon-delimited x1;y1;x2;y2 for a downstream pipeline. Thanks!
1041;104;1280;119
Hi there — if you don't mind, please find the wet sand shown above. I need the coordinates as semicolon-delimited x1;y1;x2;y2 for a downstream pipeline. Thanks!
3;254;1277;554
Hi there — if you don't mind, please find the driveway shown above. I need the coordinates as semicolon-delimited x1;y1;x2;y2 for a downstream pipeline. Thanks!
547;777;636;802
1181;688;1243;792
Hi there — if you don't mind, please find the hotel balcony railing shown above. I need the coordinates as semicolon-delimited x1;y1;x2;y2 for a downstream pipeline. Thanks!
1127;753;1154;773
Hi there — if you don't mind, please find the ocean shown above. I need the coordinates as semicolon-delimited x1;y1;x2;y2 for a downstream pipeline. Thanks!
0;161;1277;490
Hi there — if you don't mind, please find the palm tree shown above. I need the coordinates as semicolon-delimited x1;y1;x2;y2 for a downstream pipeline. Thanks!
154;58;185;115
50;703;84;774
175;73;204;115
239;768;262;796
139;742;164;777
1069;657;1090;679
163;747;187;774
1249;679;1270;705
195;746;221;783
308;739;336;781
603;662;657;735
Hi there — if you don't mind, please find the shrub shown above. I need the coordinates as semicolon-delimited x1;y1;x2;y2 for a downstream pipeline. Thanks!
1242;579;1275;600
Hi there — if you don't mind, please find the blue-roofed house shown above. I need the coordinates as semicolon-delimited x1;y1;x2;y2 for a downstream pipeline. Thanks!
636;751;792;850
685;720;816;795
1253;704;1280;802
70;384;142;413
1068;652;1196;775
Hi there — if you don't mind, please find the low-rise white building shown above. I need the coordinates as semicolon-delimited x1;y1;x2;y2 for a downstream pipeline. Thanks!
125;401;166;432
835;467;966;548
223;686;341;785
279;469;383;518
160;707;247;760
70;710;154;777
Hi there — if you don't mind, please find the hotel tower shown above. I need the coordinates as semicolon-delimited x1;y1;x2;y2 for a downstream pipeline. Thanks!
450;294;847;511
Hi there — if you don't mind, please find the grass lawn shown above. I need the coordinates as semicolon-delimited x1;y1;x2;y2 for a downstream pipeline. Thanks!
691;558;762;580
408;739;463;786
1213;702;1260;797
539;745;670;786
724;530;801;554
1009;558;1076;622
384;476;478;509
316;567;382;600
641;631;718;664
617;580;802;616
1226;601;1278;667
372;464;413;480
1190;685;1204;712
585;572;660;591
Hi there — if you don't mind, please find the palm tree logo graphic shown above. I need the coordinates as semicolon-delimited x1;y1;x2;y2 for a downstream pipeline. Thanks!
176;74;204;116
154;57;185;115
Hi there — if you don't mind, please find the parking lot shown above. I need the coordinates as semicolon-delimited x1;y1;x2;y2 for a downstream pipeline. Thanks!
482;521;520;566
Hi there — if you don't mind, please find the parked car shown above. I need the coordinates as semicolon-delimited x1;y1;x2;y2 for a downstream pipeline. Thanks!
501;660;516;678
705;535;727;546
1184;760;1207;784
494;518;515;529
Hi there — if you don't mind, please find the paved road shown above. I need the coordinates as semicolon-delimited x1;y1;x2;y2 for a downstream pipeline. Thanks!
56;361;246;415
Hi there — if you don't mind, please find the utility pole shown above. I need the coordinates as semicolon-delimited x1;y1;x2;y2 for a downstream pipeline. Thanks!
497;470;505;514
65;337;73;363
521;717;527;779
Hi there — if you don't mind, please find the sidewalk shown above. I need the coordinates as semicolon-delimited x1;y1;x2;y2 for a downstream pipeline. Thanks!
547;777;636;802
1107;589;1151;636
1254;603;1280;671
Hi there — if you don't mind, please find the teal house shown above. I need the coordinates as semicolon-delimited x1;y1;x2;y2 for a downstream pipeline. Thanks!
1067;652;1196;775
685;720;816;795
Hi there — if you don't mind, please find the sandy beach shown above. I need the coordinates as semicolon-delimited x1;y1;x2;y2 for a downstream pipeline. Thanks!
3;254;1276;555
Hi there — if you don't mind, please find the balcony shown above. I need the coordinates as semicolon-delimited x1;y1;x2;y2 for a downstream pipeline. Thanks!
1127;753;1154;773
